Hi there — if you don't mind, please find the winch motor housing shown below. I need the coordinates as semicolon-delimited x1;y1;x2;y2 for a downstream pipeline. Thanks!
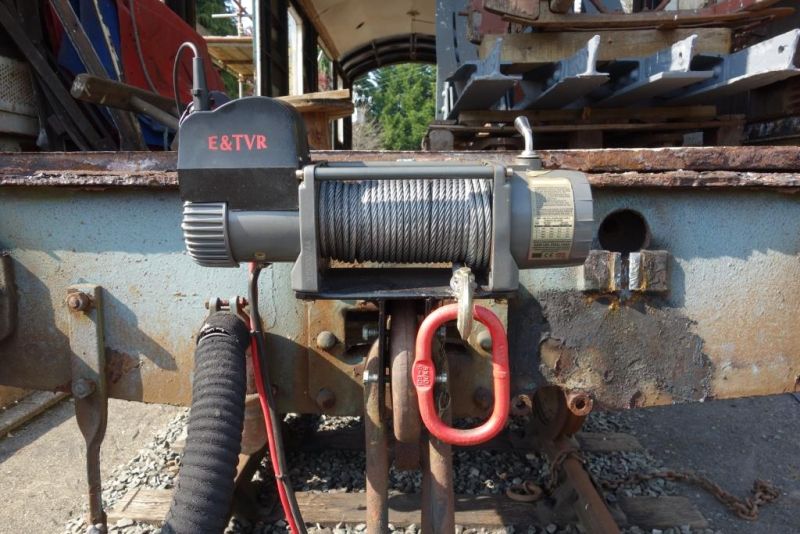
179;97;593;298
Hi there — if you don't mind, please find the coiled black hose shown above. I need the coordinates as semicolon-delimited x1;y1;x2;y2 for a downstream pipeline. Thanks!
162;312;250;534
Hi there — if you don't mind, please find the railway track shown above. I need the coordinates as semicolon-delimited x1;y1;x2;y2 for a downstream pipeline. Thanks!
59;405;731;534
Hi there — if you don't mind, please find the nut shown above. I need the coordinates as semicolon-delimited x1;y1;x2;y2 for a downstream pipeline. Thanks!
66;292;91;312
315;330;337;350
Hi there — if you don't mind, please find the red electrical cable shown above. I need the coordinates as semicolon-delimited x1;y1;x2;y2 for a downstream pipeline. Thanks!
248;266;302;534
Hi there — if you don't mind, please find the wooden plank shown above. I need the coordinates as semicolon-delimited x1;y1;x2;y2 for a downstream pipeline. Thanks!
0;386;31;409
277;89;352;117
108;489;566;527
479;29;732;66
108;487;170;525
0;391;68;437
576;432;643;453
458;106;718;125
430;116;744;134
620;496;708;529
495;1;793;30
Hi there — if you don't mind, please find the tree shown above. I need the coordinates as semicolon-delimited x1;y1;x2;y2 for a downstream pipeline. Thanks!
354;63;436;150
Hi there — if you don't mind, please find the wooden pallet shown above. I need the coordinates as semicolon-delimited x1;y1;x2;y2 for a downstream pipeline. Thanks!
107;431;708;530
426;106;744;150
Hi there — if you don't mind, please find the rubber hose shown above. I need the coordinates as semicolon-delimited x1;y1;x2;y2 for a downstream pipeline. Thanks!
162;312;250;534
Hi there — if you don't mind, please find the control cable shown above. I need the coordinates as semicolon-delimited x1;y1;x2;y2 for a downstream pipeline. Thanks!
248;263;307;533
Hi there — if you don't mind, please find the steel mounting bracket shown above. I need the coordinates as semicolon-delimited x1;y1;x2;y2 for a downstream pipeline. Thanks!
66;284;108;533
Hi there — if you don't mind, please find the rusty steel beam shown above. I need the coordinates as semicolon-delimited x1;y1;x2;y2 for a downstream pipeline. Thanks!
1;145;800;171
3;148;800;189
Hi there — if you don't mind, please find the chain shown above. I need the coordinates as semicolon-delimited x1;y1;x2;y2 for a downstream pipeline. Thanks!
435;326;451;415
507;447;583;503
545;448;584;494
509;451;780;521
599;470;780;521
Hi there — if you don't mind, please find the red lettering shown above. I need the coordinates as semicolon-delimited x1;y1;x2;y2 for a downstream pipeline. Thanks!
232;134;244;151
208;134;267;151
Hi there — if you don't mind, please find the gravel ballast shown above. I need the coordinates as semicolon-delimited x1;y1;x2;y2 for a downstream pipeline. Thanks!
61;410;727;534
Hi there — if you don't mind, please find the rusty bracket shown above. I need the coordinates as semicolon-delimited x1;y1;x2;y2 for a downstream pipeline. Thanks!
583;249;670;294
206;296;250;324
0;252;17;342
66;284;108;533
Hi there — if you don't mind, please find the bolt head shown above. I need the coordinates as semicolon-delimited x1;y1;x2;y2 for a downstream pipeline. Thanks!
72;378;95;399
316;330;337;350
66;292;91;312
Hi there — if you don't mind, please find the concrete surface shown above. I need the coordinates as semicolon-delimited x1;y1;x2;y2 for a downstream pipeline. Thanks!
619;393;800;533
0;397;181;533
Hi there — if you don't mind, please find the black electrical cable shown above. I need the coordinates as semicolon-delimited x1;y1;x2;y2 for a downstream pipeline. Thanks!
173;42;199;114
248;265;308;533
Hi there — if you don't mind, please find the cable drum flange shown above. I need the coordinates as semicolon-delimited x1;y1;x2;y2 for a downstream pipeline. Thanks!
318;179;493;271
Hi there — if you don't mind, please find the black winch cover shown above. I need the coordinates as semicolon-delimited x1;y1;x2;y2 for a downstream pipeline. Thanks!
178;97;309;211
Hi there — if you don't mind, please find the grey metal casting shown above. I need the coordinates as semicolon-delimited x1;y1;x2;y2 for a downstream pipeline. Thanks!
516;35;609;109
595;34;714;107
669;29;800;105
442;38;518;119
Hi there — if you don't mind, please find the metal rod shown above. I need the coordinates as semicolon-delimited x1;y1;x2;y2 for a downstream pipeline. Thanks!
314;165;496;180
421;333;455;533
364;339;388;533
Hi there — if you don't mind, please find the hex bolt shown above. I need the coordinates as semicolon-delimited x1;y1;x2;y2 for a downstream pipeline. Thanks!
66;291;92;312
316;330;337;350
72;378;96;399
477;330;493;351
361;324;379;341
315;388;337;411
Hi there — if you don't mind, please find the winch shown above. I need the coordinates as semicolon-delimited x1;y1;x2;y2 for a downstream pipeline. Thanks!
174;94;595;534
178;96;593;299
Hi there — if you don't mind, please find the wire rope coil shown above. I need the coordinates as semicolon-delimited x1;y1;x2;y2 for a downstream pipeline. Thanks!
318;179;493;270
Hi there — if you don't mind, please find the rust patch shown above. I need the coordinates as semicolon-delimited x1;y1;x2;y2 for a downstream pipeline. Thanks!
105;348;141;384
537;292;713;410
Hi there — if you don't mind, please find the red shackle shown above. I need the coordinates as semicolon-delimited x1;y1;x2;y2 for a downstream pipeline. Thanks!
412;304;510;446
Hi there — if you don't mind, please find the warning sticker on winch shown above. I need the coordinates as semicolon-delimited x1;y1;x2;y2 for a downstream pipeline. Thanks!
528;176;575;261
